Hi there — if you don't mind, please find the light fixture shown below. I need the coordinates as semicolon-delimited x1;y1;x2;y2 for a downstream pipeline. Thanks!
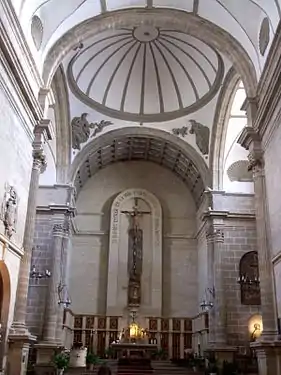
200;286;215;311
237;274;260;284
200;300;213;311
30;265;51;279
57;283;72;308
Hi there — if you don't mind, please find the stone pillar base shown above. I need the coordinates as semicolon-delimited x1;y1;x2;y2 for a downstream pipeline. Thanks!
251;340;281;375
35;342;63;364
7;332;36;375
205;345;237;365
34;342;64;375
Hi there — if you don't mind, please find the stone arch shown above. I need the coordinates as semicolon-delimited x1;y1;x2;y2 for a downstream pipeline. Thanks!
69;126;211;195
0;261;11;370
51;65;71;184
42;8;257;97
210;67;241;190
107;188;162;317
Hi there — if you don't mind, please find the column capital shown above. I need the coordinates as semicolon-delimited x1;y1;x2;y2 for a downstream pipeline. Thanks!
206;226;225;244
32;149;47;173
53;222;70;237
248;149;264;173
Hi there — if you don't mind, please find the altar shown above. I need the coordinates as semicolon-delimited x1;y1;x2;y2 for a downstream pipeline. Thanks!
110;312;157;359
111;342;157;359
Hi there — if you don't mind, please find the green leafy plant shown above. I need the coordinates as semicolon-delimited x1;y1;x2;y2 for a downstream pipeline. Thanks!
86;352;101;365
53;352;69;370
104;347;114;358
208;361;219;374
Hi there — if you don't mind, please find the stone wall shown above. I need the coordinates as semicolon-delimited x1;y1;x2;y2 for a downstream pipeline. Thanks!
26;214;53;338
70;161;198;318
0;57;34;356
223;219;259;346
0;66;33;247
263;113;281;319
26;184;74;337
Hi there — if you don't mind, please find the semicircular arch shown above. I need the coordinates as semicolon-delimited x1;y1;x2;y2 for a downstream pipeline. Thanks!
69;126;211;207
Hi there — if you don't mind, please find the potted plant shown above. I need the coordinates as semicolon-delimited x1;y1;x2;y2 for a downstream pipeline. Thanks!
208;361;218;375
190;358;197;372
53;352;69;375
86;352;101;371
222;360;239;375
104;347;114;359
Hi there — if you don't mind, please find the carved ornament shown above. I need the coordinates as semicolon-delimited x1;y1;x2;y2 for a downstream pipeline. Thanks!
71;113;113;150
53;221;70;236
189;120;210;155
206;226;224;243
32;149;47;173
172;126;188;137
259;18;270;56
248;149;264;172
172;120;210;155
0;183;18;238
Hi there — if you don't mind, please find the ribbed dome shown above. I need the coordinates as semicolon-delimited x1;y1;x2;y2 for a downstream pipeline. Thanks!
67;26;224;123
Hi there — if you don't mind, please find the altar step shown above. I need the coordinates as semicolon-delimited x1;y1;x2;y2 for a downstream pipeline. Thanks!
66;360;203;375
152;360;203;375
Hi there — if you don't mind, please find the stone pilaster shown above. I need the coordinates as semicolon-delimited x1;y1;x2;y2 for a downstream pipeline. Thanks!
206;223;226;345
8;123;51;375
238;127;279;375
43;221;68;343
55;216;72;343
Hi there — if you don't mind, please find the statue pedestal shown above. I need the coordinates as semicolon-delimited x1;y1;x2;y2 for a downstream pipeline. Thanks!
69;348;87;368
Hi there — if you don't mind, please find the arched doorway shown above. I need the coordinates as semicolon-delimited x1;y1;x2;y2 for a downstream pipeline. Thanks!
0;261;11;372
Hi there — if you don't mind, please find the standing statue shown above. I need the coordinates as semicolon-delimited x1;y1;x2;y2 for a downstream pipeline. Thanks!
189;120;210;155
1;184;18;238
121;199;150;307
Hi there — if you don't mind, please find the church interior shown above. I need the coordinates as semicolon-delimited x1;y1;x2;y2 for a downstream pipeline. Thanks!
0;1;281;374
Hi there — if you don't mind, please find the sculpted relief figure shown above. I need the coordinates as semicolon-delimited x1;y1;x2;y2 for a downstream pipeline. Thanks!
71;113;113;150
189;120;210;155
1;183;18;238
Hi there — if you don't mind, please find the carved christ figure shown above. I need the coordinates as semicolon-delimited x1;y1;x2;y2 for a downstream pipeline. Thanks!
121;198;151;306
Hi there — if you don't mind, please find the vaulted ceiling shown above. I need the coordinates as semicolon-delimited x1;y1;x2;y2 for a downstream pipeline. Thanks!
15;0;280;78
11;0;277;193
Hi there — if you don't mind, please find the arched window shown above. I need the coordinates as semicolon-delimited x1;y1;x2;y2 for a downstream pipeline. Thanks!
238;251;261;305
223;81;254;193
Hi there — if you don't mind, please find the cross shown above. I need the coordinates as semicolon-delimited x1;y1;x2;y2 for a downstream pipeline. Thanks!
121;198;151;229
130;311;137;323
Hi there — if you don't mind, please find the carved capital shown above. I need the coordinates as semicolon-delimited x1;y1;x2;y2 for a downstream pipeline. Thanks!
53;221;70;236
32;149;47;173
206;226;224;244
248;149;264;172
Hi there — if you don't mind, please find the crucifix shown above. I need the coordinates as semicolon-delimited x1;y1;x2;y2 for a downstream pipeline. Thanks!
121;198;151;306
121;198;151;230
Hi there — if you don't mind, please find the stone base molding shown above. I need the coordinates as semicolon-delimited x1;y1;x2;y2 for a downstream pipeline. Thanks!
34;342;63;375
7;334;36;375
205;345;237;364
251;341;281;375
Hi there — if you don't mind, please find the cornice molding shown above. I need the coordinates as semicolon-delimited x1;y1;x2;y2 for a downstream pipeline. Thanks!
254;20;281;138
0;0;43;125
0;0;42;86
